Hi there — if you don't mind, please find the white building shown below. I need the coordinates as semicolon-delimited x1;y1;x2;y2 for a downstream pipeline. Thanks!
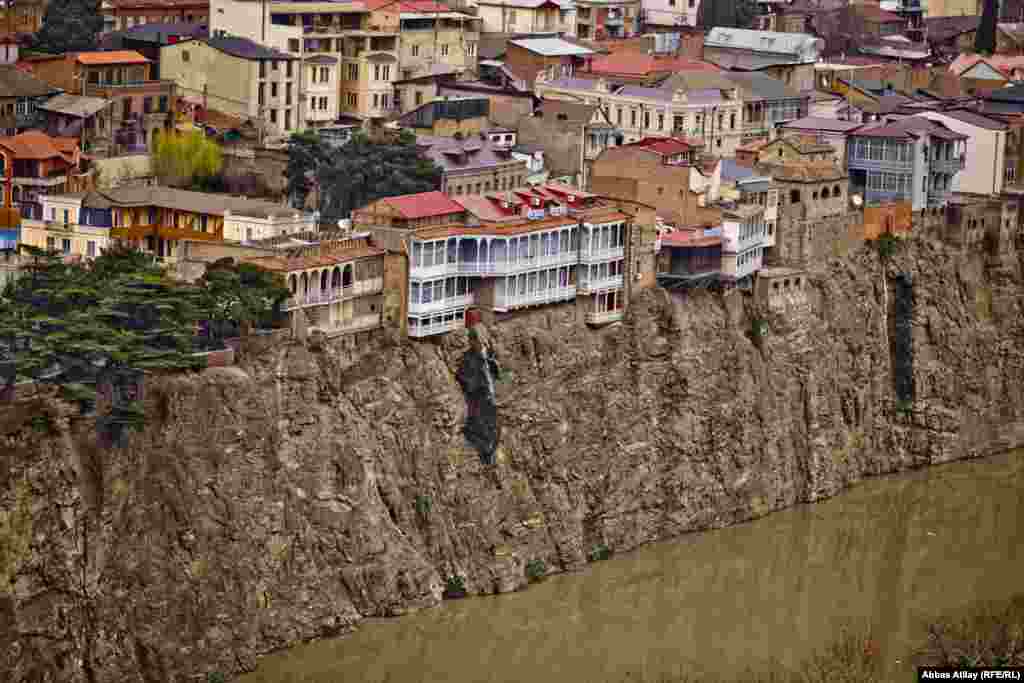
912;110;1010;197
736;175;778;253
641;0;698;30
475;0;577;35
720;203;767;283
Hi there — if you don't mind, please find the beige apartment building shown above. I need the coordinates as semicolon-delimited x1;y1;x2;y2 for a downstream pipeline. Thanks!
475;0;576;36
368;0;481;81
162;35;300;137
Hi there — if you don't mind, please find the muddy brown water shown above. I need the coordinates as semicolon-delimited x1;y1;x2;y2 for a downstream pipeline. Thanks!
243;451;1024;683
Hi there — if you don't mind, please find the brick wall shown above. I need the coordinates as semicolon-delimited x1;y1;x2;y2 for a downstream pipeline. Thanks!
776;210;862;265
864;202;912;240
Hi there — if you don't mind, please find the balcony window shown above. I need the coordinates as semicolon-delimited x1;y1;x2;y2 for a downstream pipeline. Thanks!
271;82;278;98
62;239;71;254
259;62;267;78
272;60;279;71
143;97;152;113
287;60;293;78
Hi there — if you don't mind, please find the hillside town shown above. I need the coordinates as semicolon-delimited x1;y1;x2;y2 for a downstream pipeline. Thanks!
0;0;1022;345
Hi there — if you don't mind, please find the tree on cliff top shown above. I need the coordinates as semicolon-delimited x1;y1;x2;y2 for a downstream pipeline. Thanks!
0;245;204;442
32;0;104;54
286;129;442;221
197;259;289;345
152;130;224;189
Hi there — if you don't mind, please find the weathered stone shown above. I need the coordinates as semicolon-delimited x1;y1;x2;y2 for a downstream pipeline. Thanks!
1;238;1023;682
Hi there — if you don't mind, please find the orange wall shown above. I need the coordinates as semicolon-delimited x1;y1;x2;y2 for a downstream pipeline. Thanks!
864;202;912;240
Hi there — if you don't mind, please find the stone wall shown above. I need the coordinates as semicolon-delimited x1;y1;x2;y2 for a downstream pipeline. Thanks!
775;210;862;265
2;236;1024;683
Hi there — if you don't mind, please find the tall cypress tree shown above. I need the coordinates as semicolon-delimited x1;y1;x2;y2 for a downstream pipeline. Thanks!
975;0;998;54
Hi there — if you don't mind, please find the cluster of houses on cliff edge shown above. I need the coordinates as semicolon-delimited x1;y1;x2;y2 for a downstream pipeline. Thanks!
3;7;1024;339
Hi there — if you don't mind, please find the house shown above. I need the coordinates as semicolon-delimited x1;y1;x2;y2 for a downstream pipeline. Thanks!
702;27;823;92
0;0;45;35
161;35;299;137
924;15;977;59
19;192;113;260
590;136;714;228
758;158;850;265
846;116;968;211
657;202;768;288
415;135;529;198
396;97;491;138
351;190;468;251
810;4;911;58
941;193;1020;256
757;133;837;165
573;0;643;40
100;0;209;35
243;234;386;339
643;0;700;31
83;185;316;261
359;185;658;337
516;99;622;189
581;52;720;86
475;0;576;37
504;37;595;88
36;95;116;157
0;64;60;136
736;174;779;254
366;0;481;82
535;73;746;154
20;50;178;154
0;131;87;220
724;71;807;141
100;22;210;79
911;110;1010;197
778;116;862;164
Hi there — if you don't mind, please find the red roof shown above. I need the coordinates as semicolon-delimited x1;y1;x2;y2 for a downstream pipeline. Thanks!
588;53;719;77
384;191;465;219
625;137;694;156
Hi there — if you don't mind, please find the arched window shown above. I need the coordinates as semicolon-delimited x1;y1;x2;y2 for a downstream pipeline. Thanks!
289;274;297;293
790;189;801;204
342;264;353;287
821;187;830;199
833;184;841;197
331;266;341;288
320;270;328;290
300;272;308;294
812;191;819;200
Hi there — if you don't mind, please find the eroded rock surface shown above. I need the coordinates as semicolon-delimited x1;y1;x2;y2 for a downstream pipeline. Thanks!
2;239;1024;681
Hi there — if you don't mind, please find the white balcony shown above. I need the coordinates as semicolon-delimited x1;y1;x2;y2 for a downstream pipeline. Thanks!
585;309;624;325
580;246;624;263
409;251;579;280
577;274;624;294
408;316;465;338
493;285;576;311
282;285;354;310
408;293;474;316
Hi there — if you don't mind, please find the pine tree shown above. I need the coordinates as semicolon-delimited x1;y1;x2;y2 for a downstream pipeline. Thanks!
976;0;998;55
32;0;104;54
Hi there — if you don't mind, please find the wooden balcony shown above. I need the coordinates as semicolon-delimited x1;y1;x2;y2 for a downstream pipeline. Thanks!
110;224;223;241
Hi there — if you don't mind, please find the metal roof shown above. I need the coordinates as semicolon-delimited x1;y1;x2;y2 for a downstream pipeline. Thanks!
38;94;112;118
705;27;823;60
780;116;862;133
509;37;594;57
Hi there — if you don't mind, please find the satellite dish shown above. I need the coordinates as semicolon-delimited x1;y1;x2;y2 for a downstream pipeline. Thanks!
852;194;863;207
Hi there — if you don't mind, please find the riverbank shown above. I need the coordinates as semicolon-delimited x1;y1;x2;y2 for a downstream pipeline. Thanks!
625;594;1024;682
3;236;1024;682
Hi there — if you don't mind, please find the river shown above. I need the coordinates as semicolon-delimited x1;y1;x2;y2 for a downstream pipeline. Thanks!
243;450;1024;682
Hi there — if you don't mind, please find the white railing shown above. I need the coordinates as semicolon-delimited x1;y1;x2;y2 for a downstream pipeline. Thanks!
409;252;579;280
408;293;474;316
494;285;576;310
409;317;466;338
580;246;625;263
354;277;383;296
577;274;624;294
282;285;354;310
585;309;624;325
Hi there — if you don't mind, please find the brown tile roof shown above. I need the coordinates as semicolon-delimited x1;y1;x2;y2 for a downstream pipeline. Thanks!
758;161;847;182
95;185;304;218
587;53;719;77
76;50;150;65
0;130;78;161
243;242;385;273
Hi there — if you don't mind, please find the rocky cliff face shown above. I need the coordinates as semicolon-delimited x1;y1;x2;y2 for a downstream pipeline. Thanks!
2;237;1024;682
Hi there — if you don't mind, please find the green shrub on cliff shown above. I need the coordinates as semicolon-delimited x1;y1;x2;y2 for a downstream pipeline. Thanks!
525;559;547;583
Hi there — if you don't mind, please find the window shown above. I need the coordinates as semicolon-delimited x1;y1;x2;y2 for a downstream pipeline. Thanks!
258;83;265;105
630;109;636;127
411;44;419;57
182;50;190;63
288;38;300;52
441;44;449;57
373;93;379;108
617;107;623;125
158;95;168;112
269;108;277;124
284;109;291;129
689;0;695;6
320;96;327;110
272;60;279;71
87;241;96;257
467;42;476;57
62;239;71;254
730;112;736;129
643;111;650;129
46;236;55;250
348;63;359;80
347;93;357;107
319;66;329;82
63;209;69;224
658;113;664;130
259;61;266;78
287;60;293;78
271;82;278;97
1006;162;1016;183
285;82;292;105
415;91;423;106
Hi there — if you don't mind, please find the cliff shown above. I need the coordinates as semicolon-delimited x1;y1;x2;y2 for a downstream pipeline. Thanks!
2;237;1023;682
